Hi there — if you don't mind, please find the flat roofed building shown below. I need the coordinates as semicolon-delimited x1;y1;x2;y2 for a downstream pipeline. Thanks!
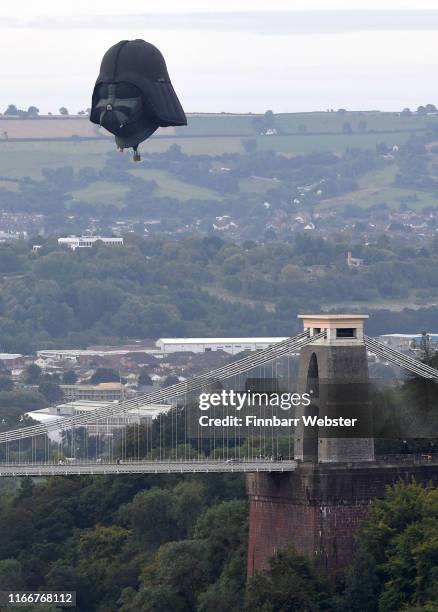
37;346;160;361
379;333;438;350
58;236;123;250
0;353;23;366
156;337;288;355
26;400;171;440
60;382;124;402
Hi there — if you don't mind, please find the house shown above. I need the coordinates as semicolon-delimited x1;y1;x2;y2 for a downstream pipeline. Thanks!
346;251;364;268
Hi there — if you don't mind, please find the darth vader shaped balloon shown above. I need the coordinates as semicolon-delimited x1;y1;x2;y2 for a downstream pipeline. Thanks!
90;39;187;160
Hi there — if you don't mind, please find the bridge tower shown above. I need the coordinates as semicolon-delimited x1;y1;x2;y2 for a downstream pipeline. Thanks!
294;314;374;463
246;313;438;579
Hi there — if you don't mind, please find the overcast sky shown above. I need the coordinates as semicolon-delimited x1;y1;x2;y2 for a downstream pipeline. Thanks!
2;1;438;114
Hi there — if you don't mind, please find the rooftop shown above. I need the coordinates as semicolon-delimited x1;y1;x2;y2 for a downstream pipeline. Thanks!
298;314;369;320
61;382;122;390
157;337;287;344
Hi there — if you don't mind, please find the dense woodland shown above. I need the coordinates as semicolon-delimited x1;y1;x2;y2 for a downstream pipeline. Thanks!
0;232;438;354
0;475;436;611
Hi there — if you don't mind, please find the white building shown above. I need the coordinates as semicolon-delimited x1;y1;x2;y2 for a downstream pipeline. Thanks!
26;400;171;441
379;333;438;351
37;346;160;362
58;235;123;250
346;251;364;268
60;382;124;402
156;337;287;355
0;353;23;367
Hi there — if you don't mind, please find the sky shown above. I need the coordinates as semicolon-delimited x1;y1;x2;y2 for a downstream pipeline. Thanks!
2;1;438;114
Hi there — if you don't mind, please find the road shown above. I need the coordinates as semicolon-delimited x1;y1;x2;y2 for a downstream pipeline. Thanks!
0;459;298;477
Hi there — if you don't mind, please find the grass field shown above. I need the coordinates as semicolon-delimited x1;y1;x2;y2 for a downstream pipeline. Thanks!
239;176;281;194
319;164;438;212
69;181;130;207
68;169;223;205
182;111;438;137
0;125;436;211
0;180;19;191
273;111;438;134
255;131;416;155
0;127;427;184
128;168;222;200
0;140;113;180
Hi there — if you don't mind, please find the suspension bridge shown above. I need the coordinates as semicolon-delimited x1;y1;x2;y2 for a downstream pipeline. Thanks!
0;314;437;477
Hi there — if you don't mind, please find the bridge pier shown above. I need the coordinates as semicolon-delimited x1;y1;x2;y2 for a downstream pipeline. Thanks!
246;462;438;578
246;314;438;578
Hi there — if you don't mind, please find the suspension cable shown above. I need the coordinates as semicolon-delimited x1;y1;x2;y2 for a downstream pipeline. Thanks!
0;331;322;444
364;335;438;380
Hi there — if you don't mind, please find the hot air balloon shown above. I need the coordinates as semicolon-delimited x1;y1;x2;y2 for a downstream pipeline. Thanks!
90;39;187;160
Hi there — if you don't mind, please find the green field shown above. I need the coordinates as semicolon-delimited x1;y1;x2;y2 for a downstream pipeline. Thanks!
69;181;130;207
145;136;245;155
0;110;436;182
68;168;223;206
0;179;19;191
182;111;438;137
128;168;222;200
274;111;438;134
239;176;282;194
0;140;112;180
0;125;429;184
180;114;255;136
255;131;416;155
0;133;413;181
319;164;438;212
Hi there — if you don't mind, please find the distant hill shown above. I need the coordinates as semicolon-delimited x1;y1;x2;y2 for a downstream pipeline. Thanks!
1;110;437;141
0;116;176;141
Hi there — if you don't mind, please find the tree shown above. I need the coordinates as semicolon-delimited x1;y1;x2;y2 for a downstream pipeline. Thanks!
4;104;18;116
195;500;248;551
138;541;213;611
24;363;42;385
138;368;152;386
341;481;438;612
90;368;120;384
241;138;257;154
264;110;275;128
120;488;179;546
245;547;331;611
0;559;25;590
0;377;13;392
78;525;131;604
38;381;64;404
62;370;78;384
59;107;69;116
162;375;179;387
45;561;92;609
27;106;39;117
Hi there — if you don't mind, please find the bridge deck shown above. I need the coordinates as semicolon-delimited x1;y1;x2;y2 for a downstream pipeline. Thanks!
0;460;298;477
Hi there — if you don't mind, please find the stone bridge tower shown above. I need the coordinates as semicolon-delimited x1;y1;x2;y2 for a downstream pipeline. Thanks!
246;314;438;579
294;314;374;463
